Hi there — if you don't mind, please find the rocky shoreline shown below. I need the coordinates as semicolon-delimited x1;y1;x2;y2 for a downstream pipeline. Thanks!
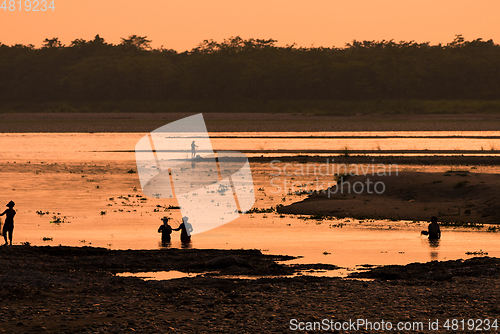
1;246;500;333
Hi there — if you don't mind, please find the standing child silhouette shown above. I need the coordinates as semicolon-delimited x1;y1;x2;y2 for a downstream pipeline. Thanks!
0;201;16;245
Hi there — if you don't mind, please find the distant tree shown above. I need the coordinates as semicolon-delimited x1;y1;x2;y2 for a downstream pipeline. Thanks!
70;38;87;48
93;34;105;44
120;35;151;51
42;37;63;48
0;34;499;103
191;36;277;54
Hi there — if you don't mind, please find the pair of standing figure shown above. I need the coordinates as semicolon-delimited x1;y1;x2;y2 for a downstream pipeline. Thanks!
158;216;193;243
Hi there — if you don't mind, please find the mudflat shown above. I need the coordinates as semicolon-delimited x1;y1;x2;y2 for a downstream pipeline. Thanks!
279;171;500;224
1;246;499;333
1;112;500;132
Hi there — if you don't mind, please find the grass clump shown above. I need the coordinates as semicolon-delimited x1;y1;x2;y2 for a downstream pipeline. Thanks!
440;220;483;229
465;250;488;256
50;215;69;224
246;207;276;214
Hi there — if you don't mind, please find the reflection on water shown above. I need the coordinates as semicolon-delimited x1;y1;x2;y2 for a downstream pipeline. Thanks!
429;239;440;248
116;268;357;280
1;131;500;161
117;270;201;280
181;241;192;249
159;241;171;248
1;132;499;272
428;239;440;260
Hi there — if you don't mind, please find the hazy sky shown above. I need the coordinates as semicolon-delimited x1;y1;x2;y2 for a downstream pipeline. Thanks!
1;0;499;50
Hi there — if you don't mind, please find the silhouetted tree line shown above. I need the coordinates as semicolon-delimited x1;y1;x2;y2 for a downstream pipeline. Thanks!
0;34;499;103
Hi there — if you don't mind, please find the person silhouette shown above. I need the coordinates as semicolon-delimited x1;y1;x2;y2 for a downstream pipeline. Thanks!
157;216;173;243
174;216;193;243
427;216;441;239
191;141;198;158
0;201;16;245
421;216;441;240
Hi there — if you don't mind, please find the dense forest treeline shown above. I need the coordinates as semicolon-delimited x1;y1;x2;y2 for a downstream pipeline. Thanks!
1;35;500;110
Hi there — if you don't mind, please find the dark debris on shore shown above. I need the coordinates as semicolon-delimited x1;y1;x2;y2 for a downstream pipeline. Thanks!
350;256;500;282
1;246;500;333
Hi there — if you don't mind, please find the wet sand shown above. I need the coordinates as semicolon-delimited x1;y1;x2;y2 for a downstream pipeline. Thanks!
1;246;499;333
279;171;500;224
1;125;499;332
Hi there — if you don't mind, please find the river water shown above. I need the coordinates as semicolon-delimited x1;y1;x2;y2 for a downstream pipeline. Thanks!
1;132;499;275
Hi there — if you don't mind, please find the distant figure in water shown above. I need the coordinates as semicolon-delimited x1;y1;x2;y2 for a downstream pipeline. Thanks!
421;216;441;240
158;217;173;243
174;216;193;243
0;201;16;245
191;141;198;158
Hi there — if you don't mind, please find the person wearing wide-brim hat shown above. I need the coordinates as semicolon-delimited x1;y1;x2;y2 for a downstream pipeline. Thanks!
0;201;16;245
158;216;173;243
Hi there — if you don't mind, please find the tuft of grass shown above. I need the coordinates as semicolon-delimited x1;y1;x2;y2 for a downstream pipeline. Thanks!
465;250;488;256
440;220;483;228
245;207;276;214
50;215;69;224
487;226;500;232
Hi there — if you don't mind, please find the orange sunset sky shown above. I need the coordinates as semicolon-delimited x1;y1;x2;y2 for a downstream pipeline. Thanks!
1;0;499;51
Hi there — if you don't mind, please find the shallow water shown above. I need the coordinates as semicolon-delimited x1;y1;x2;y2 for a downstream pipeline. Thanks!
2;131;500;161
1;132;499;273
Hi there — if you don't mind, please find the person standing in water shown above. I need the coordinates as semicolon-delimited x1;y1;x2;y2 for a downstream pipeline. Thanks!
174;216;193;243
191;141;198;158
421;216;441;240
0;201;16;245
158;216;173;243
427;216;441;239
